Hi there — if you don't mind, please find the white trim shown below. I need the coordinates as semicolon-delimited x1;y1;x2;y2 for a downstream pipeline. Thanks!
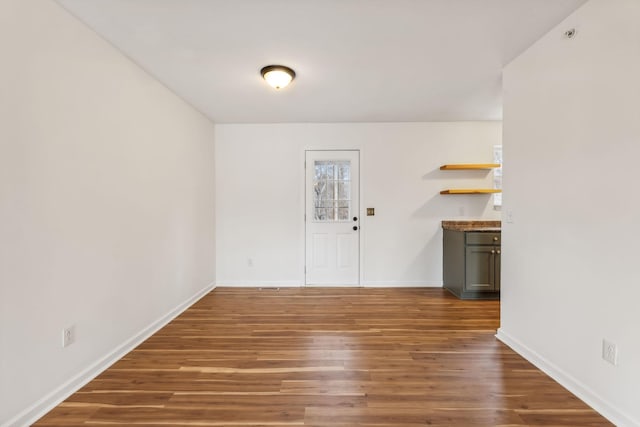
496;328;639;427
361;281;443;288
299;147;307;286
214;281;440;288
3;283;215;427
357;147;365;288
304;283;361;287
216;280;302;287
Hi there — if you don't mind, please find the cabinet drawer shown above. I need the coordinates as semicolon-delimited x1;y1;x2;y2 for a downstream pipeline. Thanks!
465;232;500;245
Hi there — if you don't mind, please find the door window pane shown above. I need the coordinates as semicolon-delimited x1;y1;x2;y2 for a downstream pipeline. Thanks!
314;208;327;221
326;182;335;200
313;160;351;222
338;182;350;200
326;164;334;180
338;163;350;180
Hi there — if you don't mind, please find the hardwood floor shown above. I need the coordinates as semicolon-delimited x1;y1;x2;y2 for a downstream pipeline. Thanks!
36;288;611;426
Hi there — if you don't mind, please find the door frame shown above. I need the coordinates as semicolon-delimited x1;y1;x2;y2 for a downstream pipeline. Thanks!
301;148;364;287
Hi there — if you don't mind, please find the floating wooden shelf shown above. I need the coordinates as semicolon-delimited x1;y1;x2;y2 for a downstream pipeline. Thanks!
440;163;501;170
440;189;502;195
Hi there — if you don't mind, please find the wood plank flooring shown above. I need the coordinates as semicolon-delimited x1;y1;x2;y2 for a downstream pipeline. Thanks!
35;288;611;426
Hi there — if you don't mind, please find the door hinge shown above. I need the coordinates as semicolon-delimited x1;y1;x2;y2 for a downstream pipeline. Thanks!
304;213;306;221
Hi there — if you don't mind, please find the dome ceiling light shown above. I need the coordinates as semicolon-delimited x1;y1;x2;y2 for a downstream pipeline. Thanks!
260;65;296;89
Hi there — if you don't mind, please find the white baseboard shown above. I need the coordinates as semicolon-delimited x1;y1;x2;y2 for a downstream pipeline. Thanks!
361;281;442;288
216;280;302;287
496;328;638;427
3;283;215;427
216;280;443;288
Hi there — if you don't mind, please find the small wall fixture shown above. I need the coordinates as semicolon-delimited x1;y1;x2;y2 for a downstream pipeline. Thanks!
260;65;295;89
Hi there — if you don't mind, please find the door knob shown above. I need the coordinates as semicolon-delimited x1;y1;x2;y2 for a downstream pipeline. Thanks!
353;216;358;221
353;226;358;231
497;250;501;254
491;250;495;254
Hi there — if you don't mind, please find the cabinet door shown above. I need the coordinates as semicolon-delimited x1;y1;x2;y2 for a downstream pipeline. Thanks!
465;246;495;292
494;248;501;291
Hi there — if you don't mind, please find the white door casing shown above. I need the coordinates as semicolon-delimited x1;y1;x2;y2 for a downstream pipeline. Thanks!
305;150;360;285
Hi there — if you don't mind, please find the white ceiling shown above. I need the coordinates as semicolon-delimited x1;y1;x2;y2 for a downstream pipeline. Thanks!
57;0;587;123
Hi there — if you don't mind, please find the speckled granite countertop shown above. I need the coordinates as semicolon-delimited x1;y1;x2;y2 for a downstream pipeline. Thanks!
442;220;501;231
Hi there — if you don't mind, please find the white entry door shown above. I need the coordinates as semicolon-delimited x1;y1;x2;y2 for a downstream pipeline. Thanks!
305;150;360;285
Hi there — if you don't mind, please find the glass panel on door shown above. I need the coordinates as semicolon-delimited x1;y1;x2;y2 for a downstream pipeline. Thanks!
313;160;351;222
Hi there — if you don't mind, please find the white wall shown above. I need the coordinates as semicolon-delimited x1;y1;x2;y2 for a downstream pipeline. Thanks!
0;1;216;425
215;122;500;286
499;0;640;425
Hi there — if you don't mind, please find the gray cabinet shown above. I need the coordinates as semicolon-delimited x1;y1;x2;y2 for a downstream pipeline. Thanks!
443;229;500;299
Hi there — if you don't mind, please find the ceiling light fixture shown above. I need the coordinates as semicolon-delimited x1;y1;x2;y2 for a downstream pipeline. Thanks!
260;65;296;89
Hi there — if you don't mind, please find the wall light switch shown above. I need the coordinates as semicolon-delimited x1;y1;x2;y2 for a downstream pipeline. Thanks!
366;208;375;216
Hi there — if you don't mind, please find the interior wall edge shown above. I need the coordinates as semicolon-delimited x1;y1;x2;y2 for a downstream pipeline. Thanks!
496;328;638;427
2;283;215;427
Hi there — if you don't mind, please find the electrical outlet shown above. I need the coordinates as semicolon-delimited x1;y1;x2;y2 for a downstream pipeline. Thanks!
602;339;617;365
62;325;75;348
247;257;254;267
505;210;514;224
